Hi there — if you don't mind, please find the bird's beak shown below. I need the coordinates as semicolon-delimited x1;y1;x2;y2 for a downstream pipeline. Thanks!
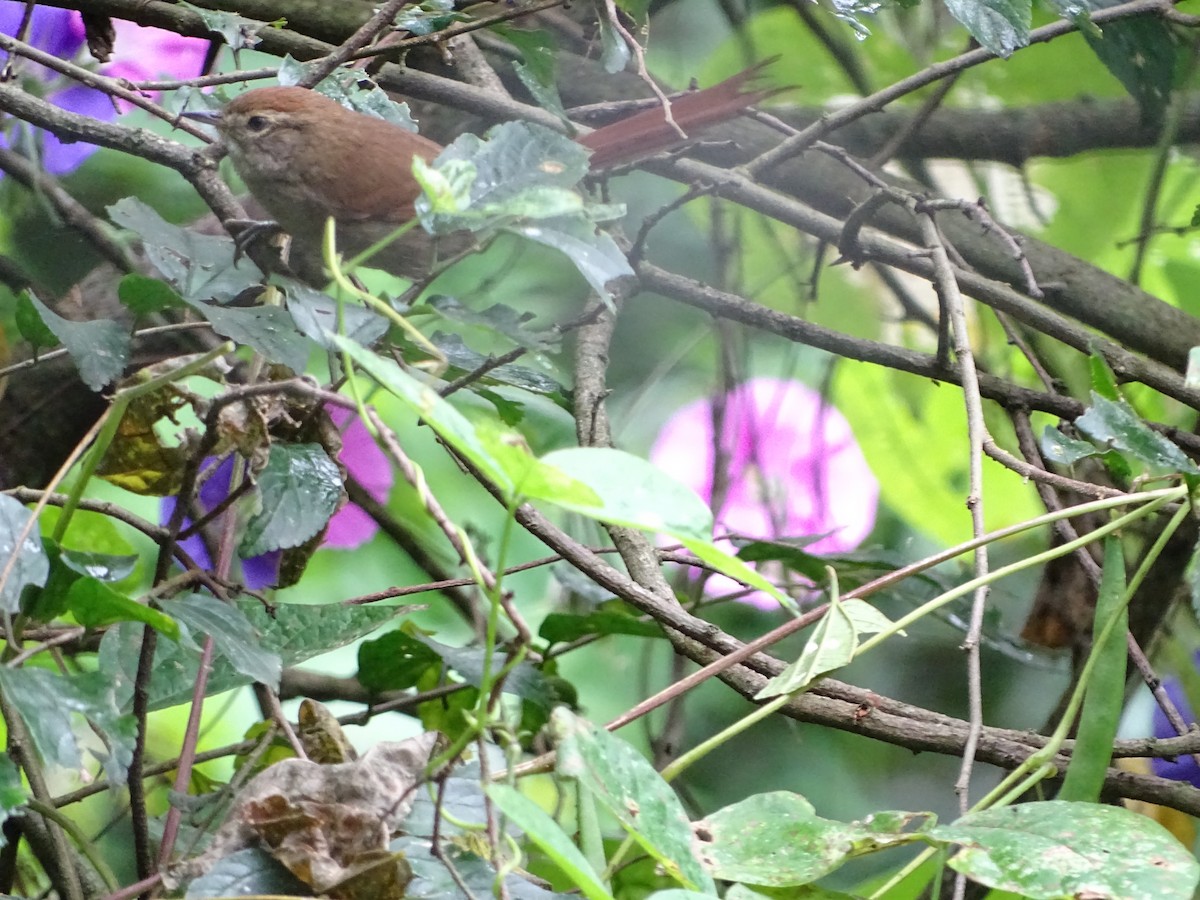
180;107;222;124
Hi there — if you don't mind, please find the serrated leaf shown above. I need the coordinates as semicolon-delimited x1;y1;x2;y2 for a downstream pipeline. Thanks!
239;443;343;557
696;792;862;886
117;273;184;316
933;801;1199;899
0;495;49;614
0;667;136;784
170;592;282;688
943;0;1030;56
108;197;263;304
100;599;400;710
487;785;613;900
1076;393;1198;475
554;709;715;893
67;577;179;639
25;292;129;391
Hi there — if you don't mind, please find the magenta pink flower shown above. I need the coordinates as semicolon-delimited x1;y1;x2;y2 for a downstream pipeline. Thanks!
650;377;878;609
0;5;207;173
323;407;392;549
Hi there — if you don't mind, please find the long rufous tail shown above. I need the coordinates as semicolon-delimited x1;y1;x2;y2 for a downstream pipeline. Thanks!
578;58;782;170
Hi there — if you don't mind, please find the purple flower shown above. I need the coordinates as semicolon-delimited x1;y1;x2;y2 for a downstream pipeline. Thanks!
163;408;394;589
650;377;878;609
1152;668;1200;788
0;4;207;173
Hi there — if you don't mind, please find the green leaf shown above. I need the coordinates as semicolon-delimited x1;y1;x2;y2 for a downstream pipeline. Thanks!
1075;393;1199;475
1088;348;1121;400
395;0;463;36
194;303;311;374
101;600;399;710
333;335;516;495
14;291;59;351
554;709;716;893
1058;536;1126;802
25;292;129;391
239;443;343;557
283;279;388;349
1187;347;1200;392
67;577;179;639
540;448;712;540
433;333;566;397
0;667;136;784
184;847;312;898
57;546;138;582
1040;426;1102;466
170;593;282;688
680;538;789;606
396;834;573;900
0;753;27;842
316;75;421;131
591;0;632;72
0;494;49;614
934;801;1199;899
108;197;263;304
696;792;863;886
755;594;856;699
358;628;555;708
942;0;1031;56
1081;10;1177;125
178;1;271;49
425;296;561;354
487;785;614;900
539;610;664;644
1186;539;1200;621
357;628;442;692
508;214;633;301
117;273;185;316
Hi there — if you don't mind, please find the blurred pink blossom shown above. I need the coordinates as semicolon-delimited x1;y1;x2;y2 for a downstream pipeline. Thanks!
0;5;207;173
650;377;878;609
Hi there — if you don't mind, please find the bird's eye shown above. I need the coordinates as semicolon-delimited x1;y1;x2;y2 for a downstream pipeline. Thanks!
246;115;269;132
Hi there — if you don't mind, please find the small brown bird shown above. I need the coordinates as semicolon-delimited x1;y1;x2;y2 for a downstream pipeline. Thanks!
202;64;776;281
